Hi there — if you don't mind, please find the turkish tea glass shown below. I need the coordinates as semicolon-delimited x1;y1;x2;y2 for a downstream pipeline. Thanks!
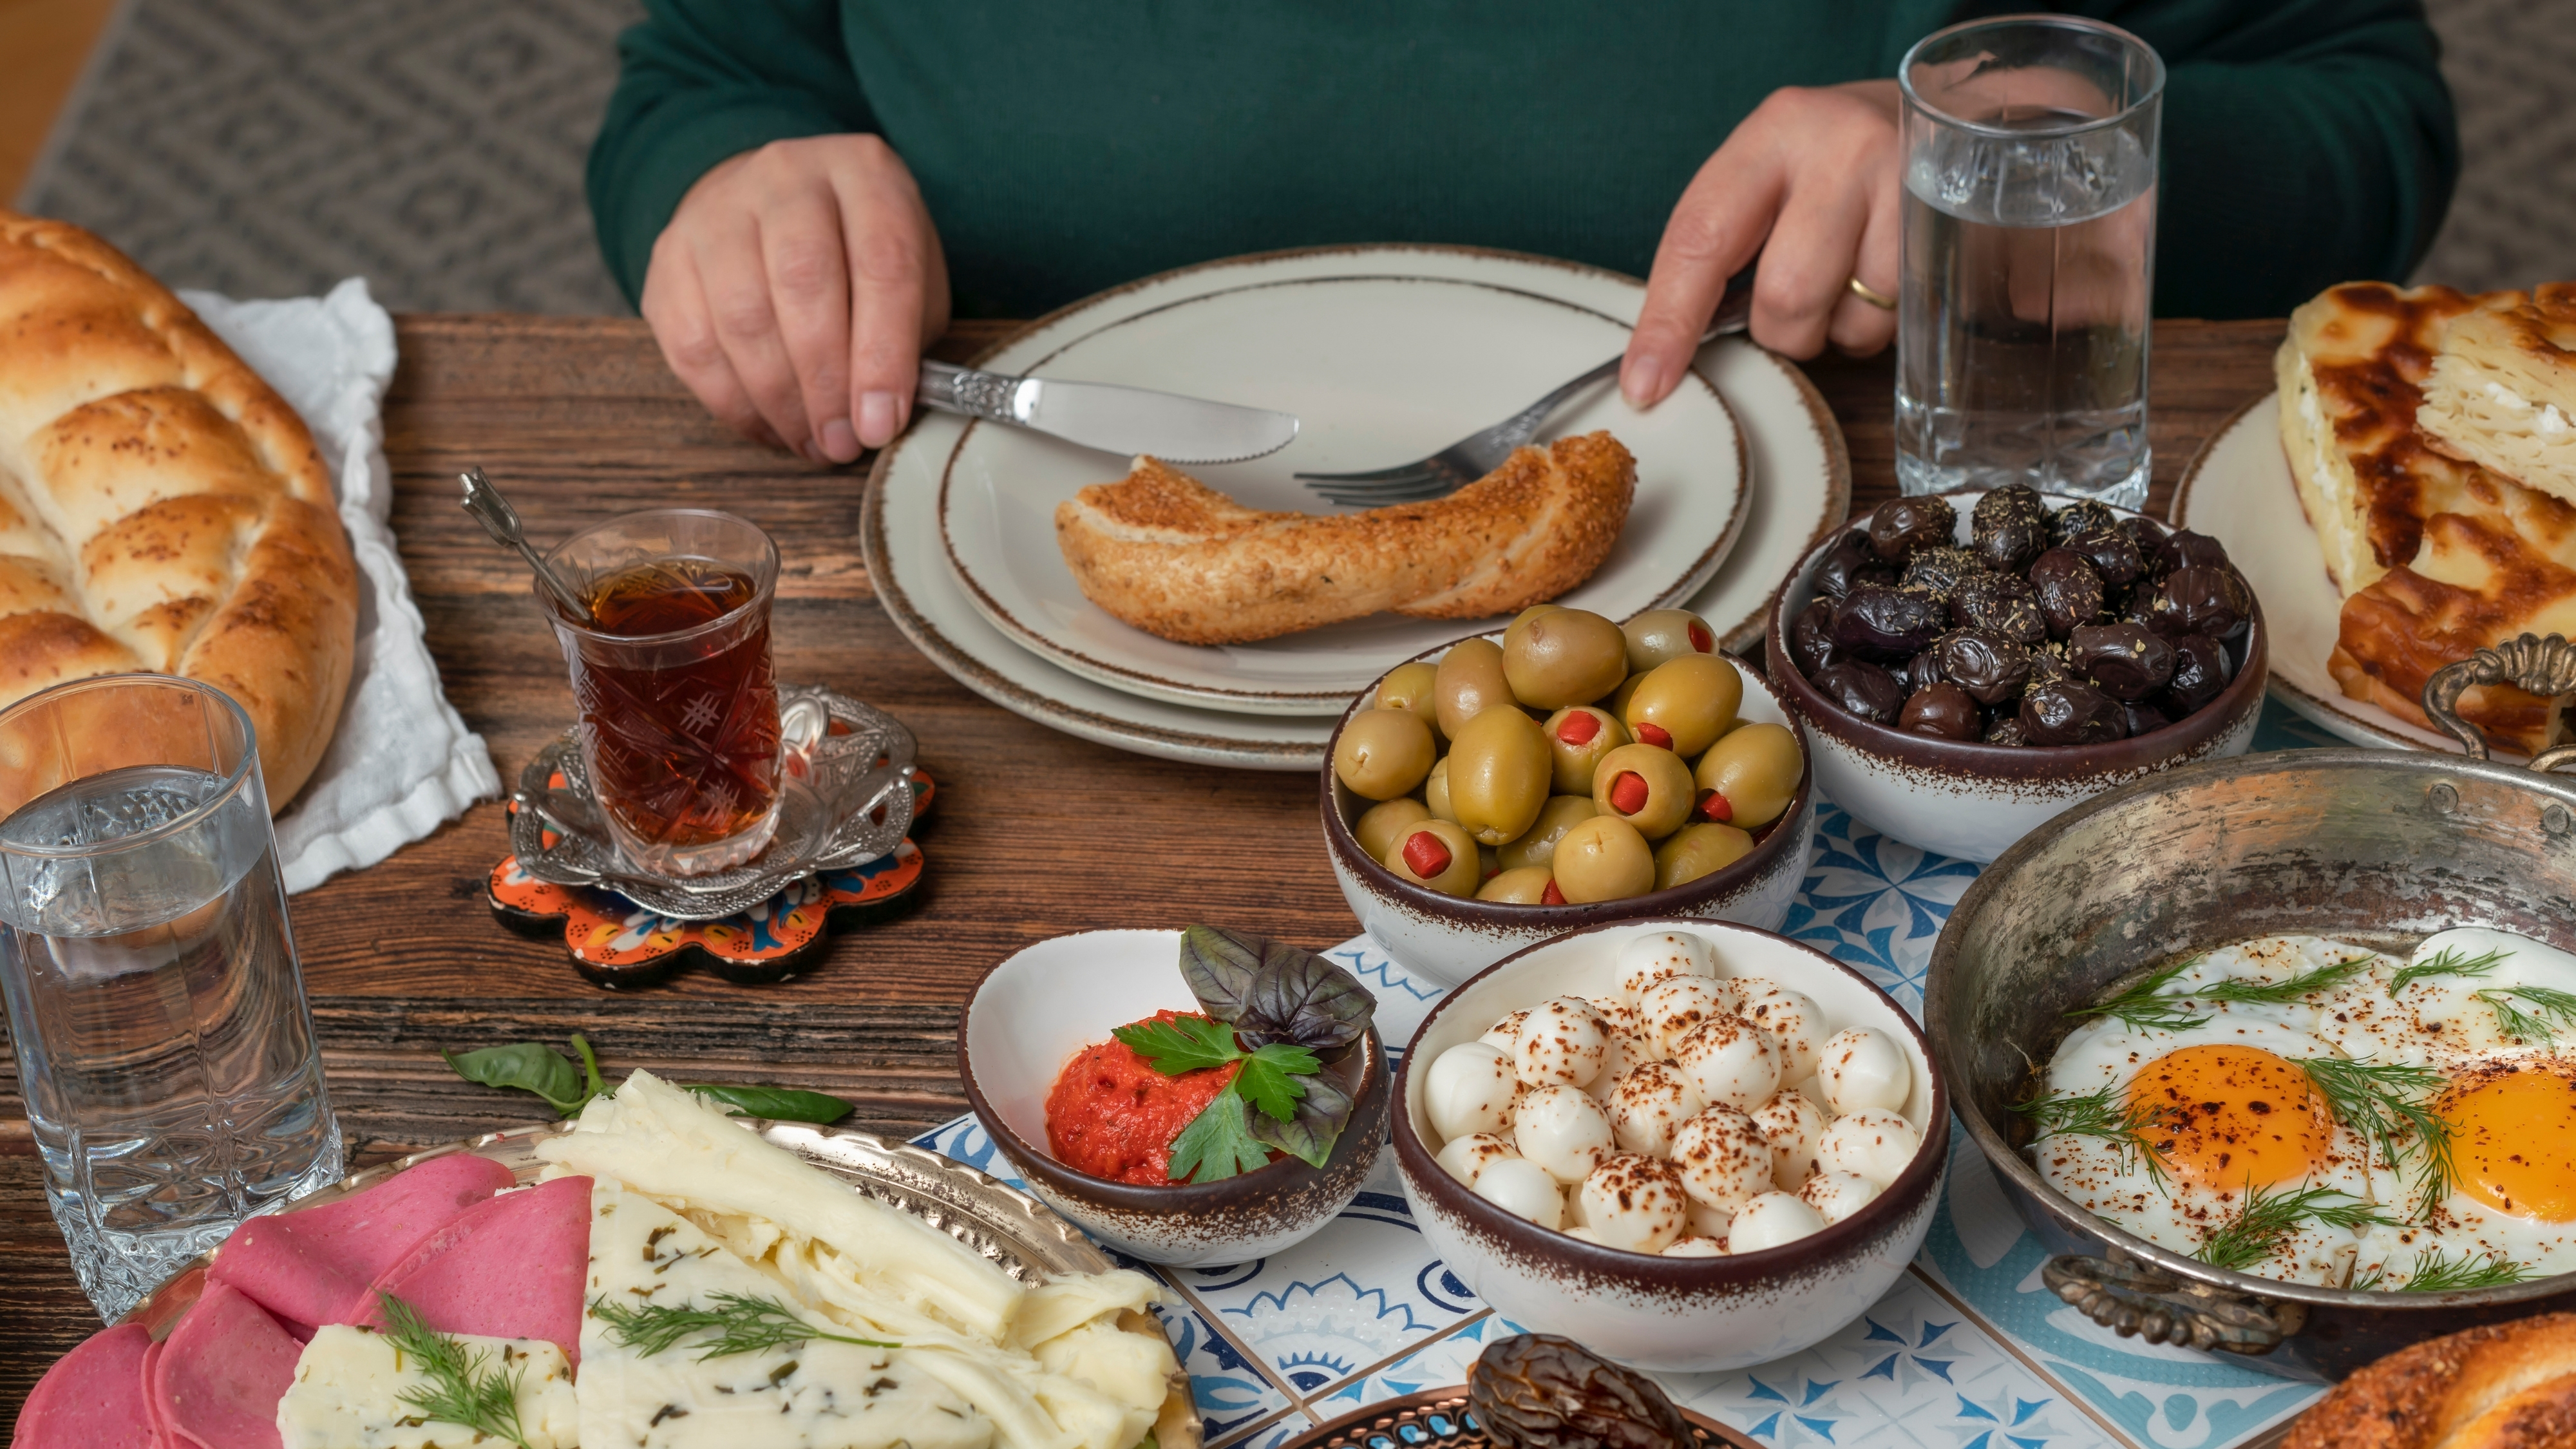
0;674;339;1321
543;509;784;878
1895;14;2165;507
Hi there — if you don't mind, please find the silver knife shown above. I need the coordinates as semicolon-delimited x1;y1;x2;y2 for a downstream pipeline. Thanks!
916;361;1299;464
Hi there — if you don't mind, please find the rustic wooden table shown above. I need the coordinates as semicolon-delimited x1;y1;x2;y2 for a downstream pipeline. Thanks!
0;314;2281;1410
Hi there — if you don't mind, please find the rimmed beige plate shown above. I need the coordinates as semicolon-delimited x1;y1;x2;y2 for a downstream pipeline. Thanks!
114;1119;1202;1446
862;245;1849;768
2172;392;2521;759
936;254;1748;715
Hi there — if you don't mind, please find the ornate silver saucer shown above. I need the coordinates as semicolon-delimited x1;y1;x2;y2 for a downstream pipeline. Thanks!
508;683;918;920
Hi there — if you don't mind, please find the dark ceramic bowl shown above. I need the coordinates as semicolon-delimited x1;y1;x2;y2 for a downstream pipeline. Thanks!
1765;492;2268;863
1393;916;1948;1372
1927;748;2576;1382
959;928;1390;1266
1324;632;1817;987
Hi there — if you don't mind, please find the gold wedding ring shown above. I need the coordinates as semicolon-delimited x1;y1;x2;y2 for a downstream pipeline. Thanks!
1848;276;1897;310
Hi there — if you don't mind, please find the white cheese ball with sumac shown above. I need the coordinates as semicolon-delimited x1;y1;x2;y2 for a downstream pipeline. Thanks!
1513;996;1611;1088
1818;1108;1924;1188
1616;930;1719;1003
1817;1027;1911;1115
1511;1084;1616;1184
1608;1061;1707;1157
1435;1132;1519;1189
1672;1014;1783;1112
1586;1031;1656;1101
1735;980;1828;1081
1426;1042;1519;1141
1577;1153;1691;1254
1669;1104;1774;1213
1472;1155;1565;1228
1662;1235;1726;1257
1750;1089;1828;1192
1799;1170;1882;1225
1480;1008;1531;1054
1728;1190;1828;1252
1638;974;1736;1059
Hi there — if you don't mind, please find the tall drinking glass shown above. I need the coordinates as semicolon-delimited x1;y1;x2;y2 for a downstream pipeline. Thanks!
543;509;784;878
0;675;339;1321
1895;15;2164;507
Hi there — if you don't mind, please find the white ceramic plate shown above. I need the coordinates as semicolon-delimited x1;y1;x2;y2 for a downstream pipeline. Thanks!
2173;392;2514;758
863;245;1849;769
936;254;1748;715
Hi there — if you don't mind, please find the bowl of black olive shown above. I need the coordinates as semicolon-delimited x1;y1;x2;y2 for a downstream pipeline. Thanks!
1763;486;2267;863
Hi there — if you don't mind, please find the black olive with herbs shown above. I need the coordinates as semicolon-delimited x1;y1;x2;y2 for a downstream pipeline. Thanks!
2118;515;2170;557
1832;584;1948;661
1899;545;1987;604
1951;573;2048;645
2067;621;2176;701
1812;659;1907;723
2161;632;2233;715
2048;498;2120;547
1790;597;1838;676
2027;549;2107;640
1866;495;1956;563
1814;529;1891;599
2019;679;2127;745
1971;484;2050;541
2154;528;2231;579
1984;715;2030;746
1933;628;2032;706
1896;650;1948;696
1899;682;1984;741
1973;519;2047;574
2024;642;2074;692
1469;1333;1694;1449
2145;564;2254;641
2064;528;2144;588
2123;699;2172;737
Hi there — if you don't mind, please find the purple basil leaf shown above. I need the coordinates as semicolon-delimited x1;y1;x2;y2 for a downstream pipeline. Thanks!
1246;1070;1355;1169
1177;925;1266;1023
1235;944;1376;1052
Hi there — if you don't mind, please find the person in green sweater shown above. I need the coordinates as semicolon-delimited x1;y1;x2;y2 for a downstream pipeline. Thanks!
589;3;2455;466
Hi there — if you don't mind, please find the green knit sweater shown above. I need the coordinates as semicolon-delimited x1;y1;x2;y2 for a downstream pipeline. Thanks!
587;1;2456;321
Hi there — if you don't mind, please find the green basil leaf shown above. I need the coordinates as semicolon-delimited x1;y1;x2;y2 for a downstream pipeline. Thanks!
443;1042;588;1116
1112;1015;1244;1075
1233;1043;1318;1122
1247;1070;1355;1170
1175;925;1269;1023
1235;946;1376;1052
1163;1092;1274;1183
682;1084;855;1124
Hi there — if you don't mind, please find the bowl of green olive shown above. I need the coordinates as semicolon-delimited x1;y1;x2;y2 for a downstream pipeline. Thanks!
1323;606;1815;987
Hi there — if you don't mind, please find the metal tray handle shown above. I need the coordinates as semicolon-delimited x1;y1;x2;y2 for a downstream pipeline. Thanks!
2041;1253;2305;1354
2423;631;2576;772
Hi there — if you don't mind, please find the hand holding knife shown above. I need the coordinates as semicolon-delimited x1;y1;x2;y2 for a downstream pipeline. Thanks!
916;360;1300;465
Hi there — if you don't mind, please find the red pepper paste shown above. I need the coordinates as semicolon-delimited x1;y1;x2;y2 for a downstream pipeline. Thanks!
1046;1010;1256;1184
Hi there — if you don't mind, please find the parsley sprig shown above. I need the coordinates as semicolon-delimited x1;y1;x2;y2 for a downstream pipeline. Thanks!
2294;1056;2455;1217
2350;1246;2532;1293
376;1292;533;1449
2192;1184;2394;1274
589;1290;898;1361
1115;1014;1323;1183
2388;944;2509;997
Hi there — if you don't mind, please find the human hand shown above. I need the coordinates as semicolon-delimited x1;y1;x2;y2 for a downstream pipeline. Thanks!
1623;80;1902;406
641;134;951;463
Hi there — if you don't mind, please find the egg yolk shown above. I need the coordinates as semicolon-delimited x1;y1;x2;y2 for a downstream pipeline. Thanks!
2125;1045;2332;1189
2441;1069;2576;1222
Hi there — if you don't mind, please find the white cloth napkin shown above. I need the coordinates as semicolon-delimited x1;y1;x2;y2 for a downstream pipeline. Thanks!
180;280;500;893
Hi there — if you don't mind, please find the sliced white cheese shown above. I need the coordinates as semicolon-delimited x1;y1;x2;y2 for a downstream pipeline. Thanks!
274;1323;578;1449
581;1178;997;1449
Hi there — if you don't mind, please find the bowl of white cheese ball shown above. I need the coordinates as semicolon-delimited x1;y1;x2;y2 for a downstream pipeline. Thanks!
1392;918;1947;1372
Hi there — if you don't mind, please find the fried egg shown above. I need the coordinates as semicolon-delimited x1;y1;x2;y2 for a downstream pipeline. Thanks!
2036;931;2576;1290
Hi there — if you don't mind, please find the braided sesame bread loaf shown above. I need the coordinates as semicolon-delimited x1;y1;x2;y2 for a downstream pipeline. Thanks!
2286;1314;2576;1449
0;213;355;808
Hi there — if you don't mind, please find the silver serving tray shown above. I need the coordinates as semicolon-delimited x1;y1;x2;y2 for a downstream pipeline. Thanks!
510;683;919;920
117;1119;1202;1446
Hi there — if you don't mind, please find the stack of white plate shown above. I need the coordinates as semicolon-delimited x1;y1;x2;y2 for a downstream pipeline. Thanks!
860;246;1851;770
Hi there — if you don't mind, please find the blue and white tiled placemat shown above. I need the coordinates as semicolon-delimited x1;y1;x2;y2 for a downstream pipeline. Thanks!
913;702;2353;1449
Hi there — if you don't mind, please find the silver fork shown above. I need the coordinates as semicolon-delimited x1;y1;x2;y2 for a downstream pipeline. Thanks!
1295;287;1753;505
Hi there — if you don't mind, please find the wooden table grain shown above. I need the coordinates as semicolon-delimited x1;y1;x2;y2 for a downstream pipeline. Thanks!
0;314;2282;1410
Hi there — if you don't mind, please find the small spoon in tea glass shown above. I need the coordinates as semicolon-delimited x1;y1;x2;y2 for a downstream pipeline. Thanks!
457;467;592;623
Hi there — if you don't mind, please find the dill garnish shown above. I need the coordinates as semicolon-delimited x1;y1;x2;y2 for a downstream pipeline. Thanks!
2009;1081;2181;1186
2065;957;2210;1032
2066;953;2373;1034
2475;984;2576;1045
2387;945;2509;997
2295;1056;2455;1216
2192;1184;2394;1274
375;1292;531;1449
2349;1246;2531;1293
589;1291;899;1362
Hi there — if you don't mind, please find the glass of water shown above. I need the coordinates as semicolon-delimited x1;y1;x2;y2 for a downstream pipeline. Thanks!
1895;15;2165;507
0;675;339;1321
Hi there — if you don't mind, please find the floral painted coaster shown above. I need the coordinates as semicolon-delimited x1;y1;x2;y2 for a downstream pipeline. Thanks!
488;772;934;988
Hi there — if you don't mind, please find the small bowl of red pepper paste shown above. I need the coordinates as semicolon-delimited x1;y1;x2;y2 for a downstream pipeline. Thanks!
961;929;1390;1267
